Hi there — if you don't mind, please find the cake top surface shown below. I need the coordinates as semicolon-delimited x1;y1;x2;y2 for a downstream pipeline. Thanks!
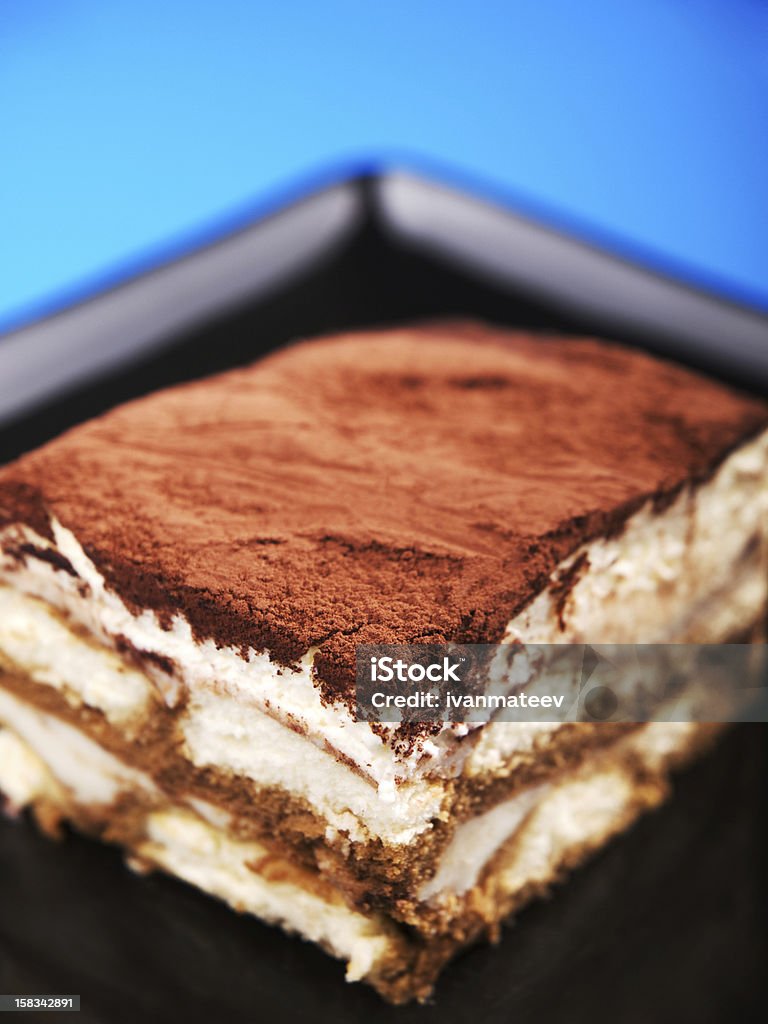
1;322;766;703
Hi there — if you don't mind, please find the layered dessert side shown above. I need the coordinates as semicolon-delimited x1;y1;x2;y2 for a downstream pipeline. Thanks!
0;324;766;1003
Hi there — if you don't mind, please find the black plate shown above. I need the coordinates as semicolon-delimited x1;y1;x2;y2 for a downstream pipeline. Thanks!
0;172;766;1023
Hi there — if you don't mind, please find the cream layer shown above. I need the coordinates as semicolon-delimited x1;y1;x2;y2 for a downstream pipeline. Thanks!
0;586;152;729
0;686;156;806
420;722;698;901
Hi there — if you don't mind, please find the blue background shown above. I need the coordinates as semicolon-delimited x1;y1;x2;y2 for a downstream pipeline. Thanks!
3;0;768;333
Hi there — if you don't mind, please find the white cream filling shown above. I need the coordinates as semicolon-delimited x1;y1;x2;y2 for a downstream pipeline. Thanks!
0;586;152;726
495;769;636;897
419;784;543;899
0;688;157;806
138;810;395;983
0;430;765;844
181;685;444;845
419;722;698;901
0;726;59;808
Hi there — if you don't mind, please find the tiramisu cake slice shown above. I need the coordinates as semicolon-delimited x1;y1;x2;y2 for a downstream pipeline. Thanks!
0;324;766;1003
